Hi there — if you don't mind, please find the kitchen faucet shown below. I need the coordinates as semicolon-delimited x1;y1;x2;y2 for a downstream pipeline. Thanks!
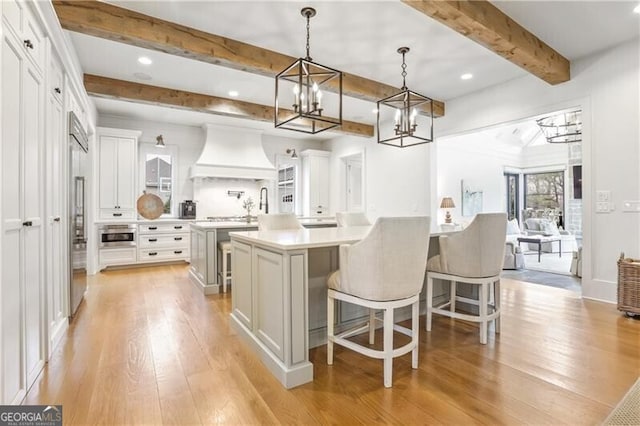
259;187;269;214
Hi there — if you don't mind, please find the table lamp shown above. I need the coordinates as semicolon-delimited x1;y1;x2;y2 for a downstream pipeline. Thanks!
440;197;455;224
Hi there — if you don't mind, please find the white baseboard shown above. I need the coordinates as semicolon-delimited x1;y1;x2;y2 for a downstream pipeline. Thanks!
188;269;221;295
582;278;617;303
49;317;69;357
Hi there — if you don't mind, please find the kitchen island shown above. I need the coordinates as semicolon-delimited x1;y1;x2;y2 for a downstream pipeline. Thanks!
189;218;337;294
229;226;453;388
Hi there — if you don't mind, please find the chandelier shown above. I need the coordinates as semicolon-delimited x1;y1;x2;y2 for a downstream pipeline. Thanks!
275;7;342;134
377;47;433;147
536;110;582;143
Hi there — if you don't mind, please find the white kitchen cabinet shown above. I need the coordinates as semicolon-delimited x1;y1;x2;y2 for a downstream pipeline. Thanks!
1;6;46;403
97;127;140;220
189;226;210;288
137;222;190;263
301;149;330;216
45;48;67;354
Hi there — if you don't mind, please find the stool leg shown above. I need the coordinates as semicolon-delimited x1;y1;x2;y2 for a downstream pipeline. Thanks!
450;280;457;313
411;299;419;369
222;249;228;293
479;282;488;344
426;275;433;332
494;279;501;333
369;309;376;345
383;307;394;388
327;293;335;365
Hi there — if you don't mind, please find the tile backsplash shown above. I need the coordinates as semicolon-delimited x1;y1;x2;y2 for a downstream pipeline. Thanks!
193;178;262;218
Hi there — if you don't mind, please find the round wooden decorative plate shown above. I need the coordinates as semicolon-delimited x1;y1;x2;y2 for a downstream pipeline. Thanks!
137;193;164;220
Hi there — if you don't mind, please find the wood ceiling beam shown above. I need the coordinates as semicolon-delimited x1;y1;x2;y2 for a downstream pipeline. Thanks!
53;0;445;117
83;74;374;138
402;0;570;85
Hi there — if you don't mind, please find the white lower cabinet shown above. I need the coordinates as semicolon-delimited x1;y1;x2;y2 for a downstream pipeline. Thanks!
137;223;190;264
255;248;285;361
231;241;252;329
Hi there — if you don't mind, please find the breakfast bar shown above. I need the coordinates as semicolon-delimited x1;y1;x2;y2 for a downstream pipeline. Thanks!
229;226;452;388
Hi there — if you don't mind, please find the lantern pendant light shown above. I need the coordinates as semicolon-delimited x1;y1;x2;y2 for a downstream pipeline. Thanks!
377;47;434;147
275;7;342;134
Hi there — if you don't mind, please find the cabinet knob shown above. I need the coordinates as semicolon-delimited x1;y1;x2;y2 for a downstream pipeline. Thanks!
54;87;61;94
22;221;33;227
23;39;34;49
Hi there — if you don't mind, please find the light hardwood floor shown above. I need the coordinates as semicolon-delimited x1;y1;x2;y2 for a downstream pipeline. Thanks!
26;264;639;424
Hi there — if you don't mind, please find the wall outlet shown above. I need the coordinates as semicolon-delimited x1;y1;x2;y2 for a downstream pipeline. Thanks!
596;202;611;213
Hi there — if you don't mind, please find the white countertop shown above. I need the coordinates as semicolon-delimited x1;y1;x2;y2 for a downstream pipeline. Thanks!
191;221;258;230
94;218;194;225
230;226;455;251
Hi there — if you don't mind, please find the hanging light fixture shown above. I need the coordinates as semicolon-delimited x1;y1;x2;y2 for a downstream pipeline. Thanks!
377;47;433;147
275;7;342;134
536;110;582;143
155;134;166;148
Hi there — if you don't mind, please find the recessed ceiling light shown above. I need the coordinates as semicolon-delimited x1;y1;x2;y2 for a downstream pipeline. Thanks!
138;56;152;65
461;73;473;80
634;4;640;13
228;90;239;97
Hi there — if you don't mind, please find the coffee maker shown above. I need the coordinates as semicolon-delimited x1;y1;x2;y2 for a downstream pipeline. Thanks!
179;200;196;219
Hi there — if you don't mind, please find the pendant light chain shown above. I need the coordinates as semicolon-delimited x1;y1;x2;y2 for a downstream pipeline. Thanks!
305;11;312;61
401;50;407;90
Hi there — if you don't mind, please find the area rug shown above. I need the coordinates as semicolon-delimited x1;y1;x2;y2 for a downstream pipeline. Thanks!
603;377;640;425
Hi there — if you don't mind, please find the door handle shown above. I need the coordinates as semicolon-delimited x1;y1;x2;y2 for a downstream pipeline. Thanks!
54;88;61;94
22;221;33;227
149;238;157;242
23;39;34;49
53;217;61;222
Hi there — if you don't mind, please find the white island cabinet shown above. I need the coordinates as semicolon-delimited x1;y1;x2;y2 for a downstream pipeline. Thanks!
229;226;453;389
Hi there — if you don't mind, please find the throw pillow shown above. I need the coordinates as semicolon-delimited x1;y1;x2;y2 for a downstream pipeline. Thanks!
506;218;521;235
540;220;560;236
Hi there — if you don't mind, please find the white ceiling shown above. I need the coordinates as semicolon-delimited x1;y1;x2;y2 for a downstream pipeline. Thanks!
66;1;640;137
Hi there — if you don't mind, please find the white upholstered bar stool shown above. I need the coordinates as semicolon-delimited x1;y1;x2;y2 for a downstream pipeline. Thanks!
335;212;371;227
218;241;232;293
257;213;303;231
327;216;431;388
426;213;507;344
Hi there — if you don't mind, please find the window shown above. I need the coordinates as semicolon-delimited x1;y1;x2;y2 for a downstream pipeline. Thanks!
140;143;177;217
504;173;520;221
524;171;564;210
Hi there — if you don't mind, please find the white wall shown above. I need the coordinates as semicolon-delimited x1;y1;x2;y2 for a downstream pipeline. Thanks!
434;38;640;302
193;178;262;217
326;136;432;221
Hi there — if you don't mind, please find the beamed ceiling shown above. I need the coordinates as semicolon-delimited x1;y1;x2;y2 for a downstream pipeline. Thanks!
54;0;640;138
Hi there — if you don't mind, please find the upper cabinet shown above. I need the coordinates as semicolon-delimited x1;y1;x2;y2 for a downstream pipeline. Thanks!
97;127;141;220
301;150;330;217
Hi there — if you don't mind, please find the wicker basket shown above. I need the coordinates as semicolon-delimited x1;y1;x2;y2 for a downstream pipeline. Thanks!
617;253;640;316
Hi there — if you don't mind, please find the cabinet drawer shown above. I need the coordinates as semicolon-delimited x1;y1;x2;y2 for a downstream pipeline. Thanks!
139;234;189;248
139;223;189;234
99;248;137;267
138;248;189;262
99;208;136;220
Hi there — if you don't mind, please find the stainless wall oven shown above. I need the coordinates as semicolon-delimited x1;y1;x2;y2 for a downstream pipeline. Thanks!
99;224;137;248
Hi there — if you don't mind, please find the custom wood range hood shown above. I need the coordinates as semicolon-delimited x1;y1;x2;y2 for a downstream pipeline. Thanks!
189;124;276;181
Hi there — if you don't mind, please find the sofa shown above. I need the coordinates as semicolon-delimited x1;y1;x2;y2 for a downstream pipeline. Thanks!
523;218;576;253
503;218;525;270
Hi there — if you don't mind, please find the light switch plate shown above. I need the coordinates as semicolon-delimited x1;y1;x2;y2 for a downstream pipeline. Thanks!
623;201;640;212
596;190;611;202
596;202;611;213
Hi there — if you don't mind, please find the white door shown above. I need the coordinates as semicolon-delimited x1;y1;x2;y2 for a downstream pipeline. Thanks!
98;136;118;209
1;30;26;405
23;62;45;389
116;138;136;210
346;158;363;212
